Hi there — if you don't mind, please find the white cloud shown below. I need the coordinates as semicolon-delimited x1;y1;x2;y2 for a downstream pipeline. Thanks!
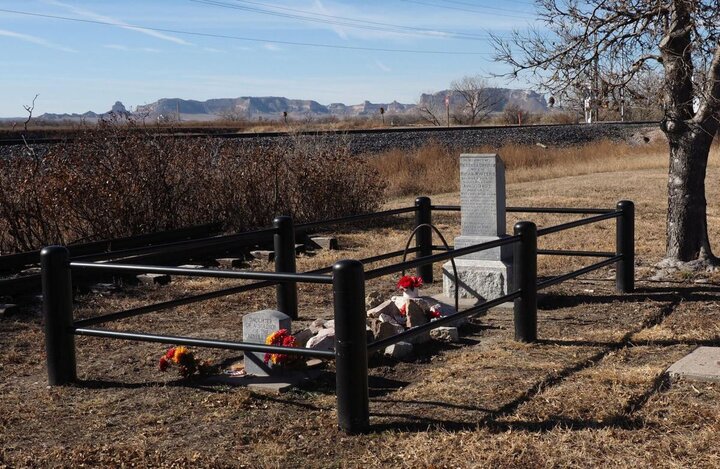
104;44;129;51
263;43;281;51
375;60;391;72
104;44;162;53
44;0;193;46
0;28;76;52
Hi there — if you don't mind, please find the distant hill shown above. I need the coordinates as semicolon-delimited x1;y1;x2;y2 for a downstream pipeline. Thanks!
35;89;548;122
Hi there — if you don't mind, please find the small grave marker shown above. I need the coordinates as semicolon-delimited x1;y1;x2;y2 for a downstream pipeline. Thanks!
242;310;291;376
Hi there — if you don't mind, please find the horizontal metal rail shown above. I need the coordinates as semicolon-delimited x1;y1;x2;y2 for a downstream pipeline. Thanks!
74;227;277;262
537;255;622;290
508;206;615;214
72;328;335;358
72;280;275;328
367;289;522;353
536;211;620;236
70;262;332;284
365;235;520;280
537;249;615;257
296;206;416;230
431;205;615;215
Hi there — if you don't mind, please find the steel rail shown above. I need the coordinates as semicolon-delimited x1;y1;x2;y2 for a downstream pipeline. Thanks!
537;249;615;257
365;235;520;279
69;262;332;283
537;255;622;290
72;328;335;358
536;211;620;236
296;206;416;229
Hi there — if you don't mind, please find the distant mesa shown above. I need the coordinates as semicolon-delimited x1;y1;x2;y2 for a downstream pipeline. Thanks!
34;89;548;123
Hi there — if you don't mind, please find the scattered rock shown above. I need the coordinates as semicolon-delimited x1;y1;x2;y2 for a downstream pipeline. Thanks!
367;299;400;319
294;244;306;254
430;326;460;342
365;291;384;309
306;328;335;351
323;319;334;330
384;342;413;359
293;329;314;348
370;319;400;341
405;301;428;329
178;264;204;269
310;318;326;334
137;273;171;286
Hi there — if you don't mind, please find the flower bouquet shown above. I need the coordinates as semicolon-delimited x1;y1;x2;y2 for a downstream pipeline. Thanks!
397;275;423;299
159;346;214;378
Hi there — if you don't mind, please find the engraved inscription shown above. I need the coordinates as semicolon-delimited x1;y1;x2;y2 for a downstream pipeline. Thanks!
459;155;504;236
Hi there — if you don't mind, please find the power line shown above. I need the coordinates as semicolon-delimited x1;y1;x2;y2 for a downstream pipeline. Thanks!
192;0;502;40
0;8;498;55
400;0;536;18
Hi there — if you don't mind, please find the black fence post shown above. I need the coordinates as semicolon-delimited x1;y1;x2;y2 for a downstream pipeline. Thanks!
415;196;433;283
273;216;298;319
332;259;369;434
513;221;537;342
616;200;635;293
41;246;76;385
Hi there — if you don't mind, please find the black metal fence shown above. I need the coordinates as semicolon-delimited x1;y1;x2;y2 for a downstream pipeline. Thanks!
41;197;634;434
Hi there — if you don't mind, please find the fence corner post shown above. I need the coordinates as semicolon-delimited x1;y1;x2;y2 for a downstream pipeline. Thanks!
616;200;635;293
415;196;433;283
273;215;298;319
41;245;76;385
332;259;369;434
513;221;537;343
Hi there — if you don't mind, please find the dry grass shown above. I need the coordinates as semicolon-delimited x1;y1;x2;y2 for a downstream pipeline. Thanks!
372;135;683;198
2;140;720;467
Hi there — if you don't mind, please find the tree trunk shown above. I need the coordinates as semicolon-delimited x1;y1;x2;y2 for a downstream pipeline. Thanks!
665;127;715;262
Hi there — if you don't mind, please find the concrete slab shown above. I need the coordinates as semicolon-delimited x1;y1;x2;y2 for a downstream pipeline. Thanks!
667;346;720;383
203;359;324;394
137;273;171;286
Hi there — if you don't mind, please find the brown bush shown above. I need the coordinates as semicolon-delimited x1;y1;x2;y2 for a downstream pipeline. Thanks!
0;120;385;253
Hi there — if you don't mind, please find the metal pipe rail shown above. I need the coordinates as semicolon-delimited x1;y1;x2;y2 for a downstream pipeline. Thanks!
72;328;335;359
365;235;520;280
69;262;332;284
537;255;622;290
431;205;615;215
296;206;416;230
536;211;620;236
41;197;636;435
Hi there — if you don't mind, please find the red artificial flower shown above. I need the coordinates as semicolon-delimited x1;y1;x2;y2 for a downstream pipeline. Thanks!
429;309;441;319
158;356;169;372
397;275;423;290
165;348;176;360
399;304;407;317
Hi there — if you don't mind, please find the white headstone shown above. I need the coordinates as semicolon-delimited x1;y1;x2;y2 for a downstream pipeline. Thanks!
243;309;291;376
443;154;512;304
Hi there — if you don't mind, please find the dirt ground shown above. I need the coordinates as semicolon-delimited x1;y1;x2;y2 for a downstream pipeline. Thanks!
2;160;720;468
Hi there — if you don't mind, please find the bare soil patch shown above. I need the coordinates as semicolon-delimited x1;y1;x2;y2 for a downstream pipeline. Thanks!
2;156;720;467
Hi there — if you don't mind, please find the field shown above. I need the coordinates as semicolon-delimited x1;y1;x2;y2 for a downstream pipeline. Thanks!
2;138;720;468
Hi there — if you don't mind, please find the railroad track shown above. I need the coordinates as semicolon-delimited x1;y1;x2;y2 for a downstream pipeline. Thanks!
0;120;659;147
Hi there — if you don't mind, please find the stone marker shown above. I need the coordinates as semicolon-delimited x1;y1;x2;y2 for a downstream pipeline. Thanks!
242;309;291;376
443;154;512;304
310;236;339;250
667;346;720;383
384;342;413;359
215;258;245;268
250;250;275;262
137;273;171;286
430;326;460;342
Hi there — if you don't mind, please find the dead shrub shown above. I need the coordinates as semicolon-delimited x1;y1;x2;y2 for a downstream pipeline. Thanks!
0;119;385;253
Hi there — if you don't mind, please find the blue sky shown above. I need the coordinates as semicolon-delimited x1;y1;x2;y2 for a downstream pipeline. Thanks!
0;0;538;117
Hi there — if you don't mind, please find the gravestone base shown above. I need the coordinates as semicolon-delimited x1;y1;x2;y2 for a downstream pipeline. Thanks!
442;259;513;307
453;235;513;262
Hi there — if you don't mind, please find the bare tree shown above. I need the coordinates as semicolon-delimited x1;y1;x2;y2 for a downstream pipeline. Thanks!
450;75;495;124
415;93;445;126
23;94;39;132
494;0;720;267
